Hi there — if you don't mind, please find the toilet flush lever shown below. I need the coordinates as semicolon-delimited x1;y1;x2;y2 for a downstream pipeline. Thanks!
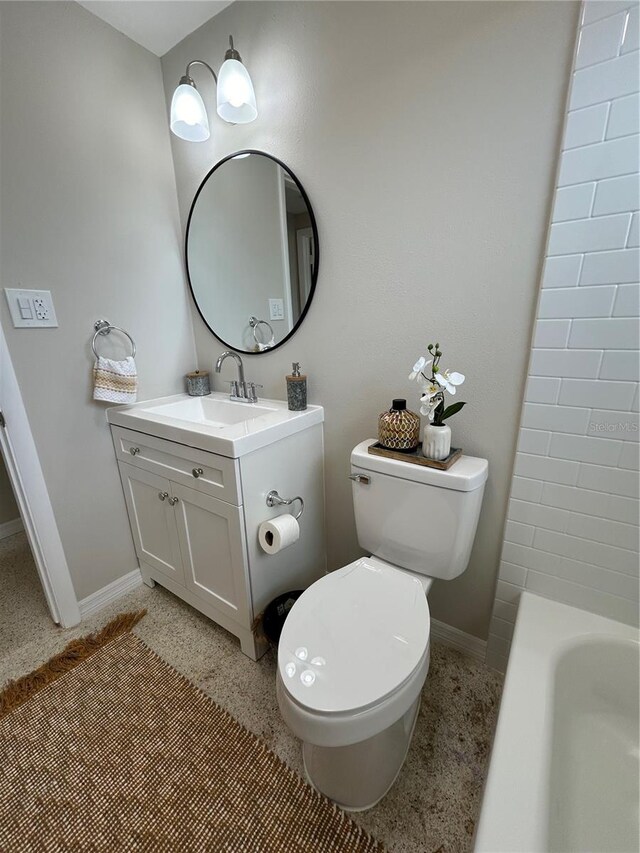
349;473;370;485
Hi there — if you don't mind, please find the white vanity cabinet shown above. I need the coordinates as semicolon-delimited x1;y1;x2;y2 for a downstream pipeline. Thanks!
108;401;326;661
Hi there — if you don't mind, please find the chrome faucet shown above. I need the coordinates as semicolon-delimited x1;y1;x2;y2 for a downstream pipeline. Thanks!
215;351;262;402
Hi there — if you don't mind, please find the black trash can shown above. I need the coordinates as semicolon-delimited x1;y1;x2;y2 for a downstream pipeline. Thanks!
262;590;303;646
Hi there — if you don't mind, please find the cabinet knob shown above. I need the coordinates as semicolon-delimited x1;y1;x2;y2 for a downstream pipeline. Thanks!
168;496;179;506
129;447;140;455
192;467;204;478
158;491;168;501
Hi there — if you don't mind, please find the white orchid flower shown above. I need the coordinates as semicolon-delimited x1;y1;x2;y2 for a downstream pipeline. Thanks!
419;383;440;418
422;399;439;422
434;369;465;395
409;357;431;382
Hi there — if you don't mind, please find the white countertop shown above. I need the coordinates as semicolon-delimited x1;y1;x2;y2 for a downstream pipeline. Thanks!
106;392;324;458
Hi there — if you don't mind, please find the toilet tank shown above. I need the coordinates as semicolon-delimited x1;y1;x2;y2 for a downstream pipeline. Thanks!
350;440;488;581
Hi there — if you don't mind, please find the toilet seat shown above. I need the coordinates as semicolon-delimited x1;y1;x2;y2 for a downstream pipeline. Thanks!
277;557;431;717
277;641;430;749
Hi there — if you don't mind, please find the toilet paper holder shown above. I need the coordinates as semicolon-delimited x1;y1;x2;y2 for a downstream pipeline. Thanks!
266;490;304;520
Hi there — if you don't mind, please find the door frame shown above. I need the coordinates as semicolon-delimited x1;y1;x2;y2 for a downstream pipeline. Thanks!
278;169;294;335
296;227;314;304
0;323;80;627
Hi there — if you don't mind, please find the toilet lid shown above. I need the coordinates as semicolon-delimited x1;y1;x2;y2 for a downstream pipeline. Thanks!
278;558;430;714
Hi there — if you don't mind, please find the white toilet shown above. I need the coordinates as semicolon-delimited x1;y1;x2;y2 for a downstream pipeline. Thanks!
276;439;488;811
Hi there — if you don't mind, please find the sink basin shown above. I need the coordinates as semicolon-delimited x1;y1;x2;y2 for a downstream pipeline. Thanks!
106;392;324;458
143;396;279;428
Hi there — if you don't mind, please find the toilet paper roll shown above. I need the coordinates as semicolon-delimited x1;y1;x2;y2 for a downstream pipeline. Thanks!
259;514;300;555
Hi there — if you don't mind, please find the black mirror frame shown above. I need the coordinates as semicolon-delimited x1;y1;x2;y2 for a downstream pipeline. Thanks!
185;149;320;355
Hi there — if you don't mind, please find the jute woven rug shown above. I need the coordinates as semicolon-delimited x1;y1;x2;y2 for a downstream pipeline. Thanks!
0;613;383;852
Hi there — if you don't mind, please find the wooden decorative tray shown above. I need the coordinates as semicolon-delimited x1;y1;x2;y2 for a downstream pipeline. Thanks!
368;442;462;470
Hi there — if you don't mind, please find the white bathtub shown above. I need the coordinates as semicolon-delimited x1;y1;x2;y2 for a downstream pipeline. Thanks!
475;591;639;853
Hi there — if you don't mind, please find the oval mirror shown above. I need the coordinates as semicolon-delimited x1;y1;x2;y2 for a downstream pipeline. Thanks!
186;151;319;354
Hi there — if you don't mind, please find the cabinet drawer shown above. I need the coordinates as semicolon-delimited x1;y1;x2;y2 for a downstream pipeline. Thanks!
111;426;241;506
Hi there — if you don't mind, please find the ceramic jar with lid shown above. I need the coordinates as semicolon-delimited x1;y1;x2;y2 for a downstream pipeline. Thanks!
378;399;420;452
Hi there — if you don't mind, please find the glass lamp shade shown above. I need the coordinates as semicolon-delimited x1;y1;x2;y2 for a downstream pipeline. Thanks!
170;83;210;142
216;59;257;124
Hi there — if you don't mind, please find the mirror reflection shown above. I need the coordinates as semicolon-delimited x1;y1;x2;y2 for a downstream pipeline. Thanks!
186;151;318;353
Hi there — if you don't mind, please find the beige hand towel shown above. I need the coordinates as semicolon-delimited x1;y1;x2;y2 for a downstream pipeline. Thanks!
93;356;137;403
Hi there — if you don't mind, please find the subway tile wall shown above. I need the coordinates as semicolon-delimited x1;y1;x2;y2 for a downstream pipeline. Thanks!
486;0;639;672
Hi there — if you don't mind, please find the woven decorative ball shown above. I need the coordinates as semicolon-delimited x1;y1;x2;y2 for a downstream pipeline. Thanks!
378;399;420;452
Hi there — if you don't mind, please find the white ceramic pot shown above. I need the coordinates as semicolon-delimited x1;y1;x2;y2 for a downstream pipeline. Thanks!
422;423;451;460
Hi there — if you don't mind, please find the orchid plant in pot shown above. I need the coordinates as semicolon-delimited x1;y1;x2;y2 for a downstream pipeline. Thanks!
409;343;466;460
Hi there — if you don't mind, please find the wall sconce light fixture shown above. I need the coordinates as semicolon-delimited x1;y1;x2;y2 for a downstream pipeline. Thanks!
170;35;257;142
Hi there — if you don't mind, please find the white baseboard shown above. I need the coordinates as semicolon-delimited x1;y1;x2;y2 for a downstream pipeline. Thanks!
79;568;143;619
430;618;487;663
0;517;24;540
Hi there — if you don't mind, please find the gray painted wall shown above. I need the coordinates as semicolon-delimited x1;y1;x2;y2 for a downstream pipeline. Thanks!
0;1;196;600
162;1;580;639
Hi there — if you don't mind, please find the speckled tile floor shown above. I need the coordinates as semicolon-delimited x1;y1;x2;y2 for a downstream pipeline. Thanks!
1;531;503;853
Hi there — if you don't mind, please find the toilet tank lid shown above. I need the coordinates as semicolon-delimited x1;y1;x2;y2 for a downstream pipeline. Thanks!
351;440;488;492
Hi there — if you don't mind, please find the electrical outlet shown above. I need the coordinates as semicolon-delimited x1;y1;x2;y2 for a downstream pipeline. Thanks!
5;288;58;328
33;297;50;321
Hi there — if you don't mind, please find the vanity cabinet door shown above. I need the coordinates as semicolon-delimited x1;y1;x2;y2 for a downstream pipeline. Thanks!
171;483;250;626
118;463;184;584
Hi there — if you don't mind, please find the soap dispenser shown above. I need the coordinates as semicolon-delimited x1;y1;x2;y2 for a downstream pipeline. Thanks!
286;363;307;411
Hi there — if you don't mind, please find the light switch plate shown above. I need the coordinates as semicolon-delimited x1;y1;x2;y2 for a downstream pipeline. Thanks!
5;288;58;328
269;298;285;321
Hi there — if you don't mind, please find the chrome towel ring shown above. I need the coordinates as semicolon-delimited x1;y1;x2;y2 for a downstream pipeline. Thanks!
92;319;136;359
249;316;275;351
